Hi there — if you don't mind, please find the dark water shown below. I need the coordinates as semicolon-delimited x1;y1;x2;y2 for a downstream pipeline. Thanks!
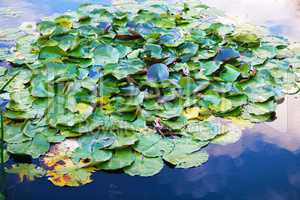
2;0;300;199
6;131;300;200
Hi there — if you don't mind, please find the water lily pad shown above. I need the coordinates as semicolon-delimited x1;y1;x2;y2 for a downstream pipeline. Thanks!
97;149;135;170
106;58;144;80
163;138;209;168
6;164;46;182
134;134;174;157
169;151;209;169
147;63;169;82
179;77;197;96
214;48;240;62
109;131;138;149
124;152;164;176
0;0;299;185
186;120;222;141
212;123;243;145
254;43;277;59
245;100;276;115
94;44;120;66
200;61;221;76
47;160;96;187
160;28;184;47
220;64;240;82
39;46;65;59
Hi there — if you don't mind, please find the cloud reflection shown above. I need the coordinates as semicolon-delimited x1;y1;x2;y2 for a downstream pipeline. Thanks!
199;0;300;41
254;96;300;152
0;0;48;28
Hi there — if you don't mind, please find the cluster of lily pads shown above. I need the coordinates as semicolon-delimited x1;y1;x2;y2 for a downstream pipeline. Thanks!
2;1;300;187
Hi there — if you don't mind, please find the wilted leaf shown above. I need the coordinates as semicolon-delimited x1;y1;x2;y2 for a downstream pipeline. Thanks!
47;159;96;187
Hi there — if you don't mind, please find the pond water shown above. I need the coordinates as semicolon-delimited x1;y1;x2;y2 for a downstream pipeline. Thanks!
2;0;300;200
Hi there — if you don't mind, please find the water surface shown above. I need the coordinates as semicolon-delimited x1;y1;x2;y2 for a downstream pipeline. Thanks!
2;1;300;200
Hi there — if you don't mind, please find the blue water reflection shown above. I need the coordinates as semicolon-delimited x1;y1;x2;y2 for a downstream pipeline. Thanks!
6;132;300;200
2;0;300;199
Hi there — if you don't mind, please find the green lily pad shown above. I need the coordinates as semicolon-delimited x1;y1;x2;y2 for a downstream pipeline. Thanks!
109;131;138;149
39;46;65;59
212;123;243;145
106;58;144;80
169;151;209;169
163;138;209;168
186;120;222;141
200;61;221;76
134;134;174;157
97;149;135;170
220;64;240;82
124;152;164;177
0;0;299;185
94;44;120;66
245;100;276;115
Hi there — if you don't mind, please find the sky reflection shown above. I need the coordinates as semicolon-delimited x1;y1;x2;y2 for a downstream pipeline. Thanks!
2;1;300;200
201;0;300;41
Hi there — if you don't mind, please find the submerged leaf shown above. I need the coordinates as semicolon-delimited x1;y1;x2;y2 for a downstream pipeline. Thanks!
6;164;46;182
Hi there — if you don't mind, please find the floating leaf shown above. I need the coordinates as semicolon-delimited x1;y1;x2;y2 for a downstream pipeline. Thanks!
170;151;209;169
212;123;243;145
179;77;197;96
109;131;138;149
94;44;120;66
220;64;240;82
6;164;46;182
245;100;276;115
47;160;96;187
134;133;174;157
3;150;9;163
160;28;184;47
97;149;135;170
254;43;277;59
0;0;299;185
147;63;169;82
200;61;221;76
106;58;144;80
39;46;65;59
163;138;209;168
214;48;240;62
186;120;222;141
183;107;200;120
124;152;164;176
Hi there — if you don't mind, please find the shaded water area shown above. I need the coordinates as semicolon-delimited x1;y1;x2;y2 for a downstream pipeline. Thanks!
2;0;300;199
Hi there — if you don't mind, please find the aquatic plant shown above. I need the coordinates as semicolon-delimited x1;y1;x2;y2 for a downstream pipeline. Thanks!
2;1;300;186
